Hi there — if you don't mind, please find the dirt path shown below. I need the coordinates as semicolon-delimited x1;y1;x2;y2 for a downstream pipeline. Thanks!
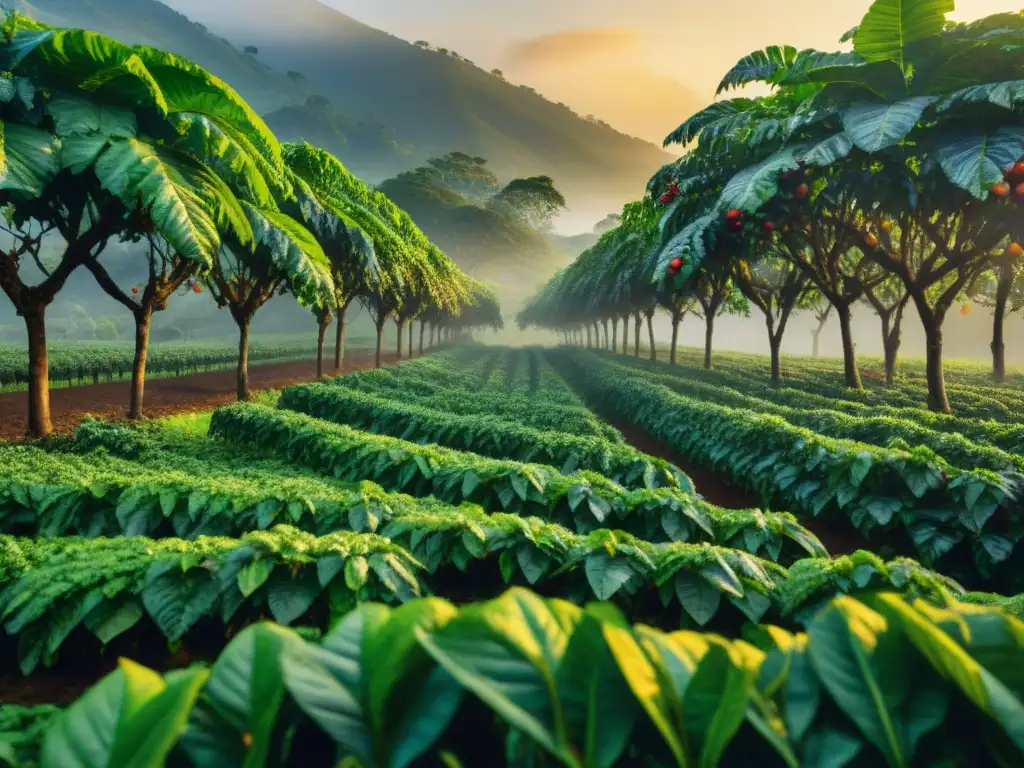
0;351;404;442
612;420;761;509
608;418;865;556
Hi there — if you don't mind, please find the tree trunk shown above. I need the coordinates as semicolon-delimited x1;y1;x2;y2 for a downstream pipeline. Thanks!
924;321;950;413
316;314;330;379
670;313;681;364
704;314;715;369
23;306;51;438
395;318;404;359
992;265;1012;384
633;312;641;358
880;304;907;387
769;334;781;384
129;308;152;419
584;324;591;348
429;324;436;348
621;315;629;354
375;321;385;368
419;322;426;355
334;309;347;372
408;320;415;357
236;317;251;401
836;305;862;389
811;327;822;358
646;311;656;361
611;317;618;352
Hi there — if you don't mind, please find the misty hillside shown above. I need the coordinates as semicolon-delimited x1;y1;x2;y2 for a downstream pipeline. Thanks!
160;0;675;222
263;100;414;182
12;0;421;178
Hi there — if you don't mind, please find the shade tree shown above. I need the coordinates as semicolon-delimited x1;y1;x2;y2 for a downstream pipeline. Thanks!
647;0;1024;411
488;175;567;233
0;12;279;435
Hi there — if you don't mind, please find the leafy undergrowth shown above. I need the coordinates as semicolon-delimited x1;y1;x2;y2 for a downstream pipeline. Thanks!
5;589;1024;767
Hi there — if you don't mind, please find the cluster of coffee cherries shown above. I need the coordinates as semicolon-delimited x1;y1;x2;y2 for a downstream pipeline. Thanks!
723;209;779;240
990;161;1024;199
659;182;681;205
779;160;811;200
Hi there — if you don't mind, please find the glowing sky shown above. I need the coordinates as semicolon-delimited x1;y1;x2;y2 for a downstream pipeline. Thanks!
322;0;1022;143
163;0;1023;145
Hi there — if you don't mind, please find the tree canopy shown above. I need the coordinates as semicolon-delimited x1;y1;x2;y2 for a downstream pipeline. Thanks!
0;11;500;436
488;175;567;233
519;0;1024;410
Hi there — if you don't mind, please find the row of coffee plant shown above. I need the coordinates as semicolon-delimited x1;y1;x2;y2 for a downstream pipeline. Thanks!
550;349;1024;590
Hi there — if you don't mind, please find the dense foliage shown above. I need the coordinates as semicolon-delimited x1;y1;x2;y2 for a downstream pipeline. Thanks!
1;339;1022;765
0;12;501;435
6;589;1024;767
519;0;1024;412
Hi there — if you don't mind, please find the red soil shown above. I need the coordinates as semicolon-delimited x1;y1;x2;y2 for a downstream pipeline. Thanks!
609;419;866;556
0;352;401;442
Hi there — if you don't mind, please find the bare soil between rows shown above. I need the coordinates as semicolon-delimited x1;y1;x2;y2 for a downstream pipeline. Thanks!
608;419;867;557
0;351;404;442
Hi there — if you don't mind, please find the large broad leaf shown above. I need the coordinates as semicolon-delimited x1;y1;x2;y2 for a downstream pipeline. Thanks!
144;59;283;172
174;114;279;210
284;599;460;768
934;126;1024;199
40;659;208;768
803;132;855;167
683;641;755;767
364;599;462;768
716;47;799;94
676;571;723;626
243;203;335;308
584;552;634;601
937;81;1024;113
853;0;954;72
179;623;302;768
806;597;908;766
282;604;388;766
606;624;690;765
778;60;905;99
93;138;246;266
718;144;811;212
664;99;757;146
0;121;59;197
554;604;638;768
656;212;716;281
9;22;281;170
842;97;934;152
416;589;582;766
873;595;1024;754
292;173;379;280
46;93;137;139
